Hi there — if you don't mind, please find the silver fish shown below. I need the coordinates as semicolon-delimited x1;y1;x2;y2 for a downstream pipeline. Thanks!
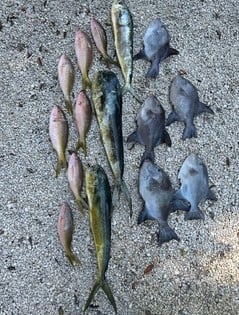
166;75;214;139
176;153;217;220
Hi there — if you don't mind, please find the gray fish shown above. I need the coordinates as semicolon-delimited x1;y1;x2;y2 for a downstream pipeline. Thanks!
166;75;214;140
134;18;179;78
176;153;217;220
127;95;171;161
139;159;190;245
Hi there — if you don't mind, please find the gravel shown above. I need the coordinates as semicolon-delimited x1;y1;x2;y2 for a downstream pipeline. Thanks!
0;0;238;314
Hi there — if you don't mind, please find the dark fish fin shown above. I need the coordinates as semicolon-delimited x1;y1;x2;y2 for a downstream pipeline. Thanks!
162;130;172;147
120;180;132;217
133;50;146;61
122;84;141;103
55;155;67;178
184;207;205;220
103;54;119;68
64;98;73;115
146;57;160;79
197;102;214;115
171;193;190;213
75;138;87;156
158;223;180;245
66;248;81;266
84;278;117;314
141;149;155;162
126;130;140;146
137;205;154;224
168;47;179;56
182;122;197;140
207;189;217;201
101;280;117;314
82;75;92;90
166;111;180;126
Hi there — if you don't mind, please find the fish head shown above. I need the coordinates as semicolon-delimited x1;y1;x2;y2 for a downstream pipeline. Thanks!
140;159;164;183
139;95;164;122
50;105;65;123
112;1;131;26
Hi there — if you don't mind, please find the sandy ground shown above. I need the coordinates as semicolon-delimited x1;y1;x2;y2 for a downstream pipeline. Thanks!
0;0;238;314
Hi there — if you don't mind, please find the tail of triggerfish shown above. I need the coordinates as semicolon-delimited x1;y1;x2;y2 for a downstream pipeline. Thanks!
84;277;117;314
122;83;141;103
55;154;68;178
184;206;205;221
82;74;92;90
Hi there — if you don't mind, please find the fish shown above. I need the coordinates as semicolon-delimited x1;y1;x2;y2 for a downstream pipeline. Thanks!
176;153;217;220
92;70;132;215
134;18;179;78
75;30;93;90
57;53;75;115
74;90;92;155
90;17;118;67
111;0;139;101
84;165;117;314
127;95;171;161
49;105;68;177
57;202;81;265
166;74;214;140
67;152;88;213
138;159;190;245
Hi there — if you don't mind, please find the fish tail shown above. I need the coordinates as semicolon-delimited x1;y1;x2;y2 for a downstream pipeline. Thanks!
158;223;180;246
182;123;197;140
55;154;67;178
84;278;117;314
146;59;160;79
66;248;81;266
168;47;179;56
122;84;141;103
120;180;132;217
75;138;87;156
103;54;119;68
184;207;205;221
141;149;155;162
76;196;88;214
64;98;73;115
82;75;92;90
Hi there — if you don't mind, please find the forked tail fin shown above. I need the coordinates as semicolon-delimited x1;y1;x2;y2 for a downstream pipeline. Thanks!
84;278;117;314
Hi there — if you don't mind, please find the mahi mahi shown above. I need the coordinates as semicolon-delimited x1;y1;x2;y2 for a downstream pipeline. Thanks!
111;0;139;101
92;70;132;215
84;165;117;314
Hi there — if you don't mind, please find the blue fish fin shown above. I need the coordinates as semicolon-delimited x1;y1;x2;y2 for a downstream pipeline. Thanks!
182;122;197;140
207;188;217;201
157;222;180;245
184;207;205;220
166;111;180;126
133;49;146;61
197;102;214;115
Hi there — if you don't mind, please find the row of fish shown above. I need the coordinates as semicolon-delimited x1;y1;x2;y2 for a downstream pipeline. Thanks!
50;0;217;314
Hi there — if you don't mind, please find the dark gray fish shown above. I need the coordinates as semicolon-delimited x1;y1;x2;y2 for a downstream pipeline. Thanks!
166;75;214;140
138;159;190;245
127;95;171;161
134;18;179;78
176;154;217;220
92;70;132;215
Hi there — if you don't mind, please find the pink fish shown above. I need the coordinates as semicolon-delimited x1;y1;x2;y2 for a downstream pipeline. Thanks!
49;105;68;177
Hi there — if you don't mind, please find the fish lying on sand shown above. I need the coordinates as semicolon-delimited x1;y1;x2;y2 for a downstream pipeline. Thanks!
74;90;92;156
58;53;75;115
49;105;68;177
139;159;190;245
175;153;217;220
127;95;171;161
166;74;214;140
92;70;132;216
57;202;81;265
84;165;117;314
134;18;179;78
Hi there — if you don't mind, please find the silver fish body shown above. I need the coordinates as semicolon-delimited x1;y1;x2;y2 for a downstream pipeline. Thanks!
166;75;214;139
176;153;217;220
